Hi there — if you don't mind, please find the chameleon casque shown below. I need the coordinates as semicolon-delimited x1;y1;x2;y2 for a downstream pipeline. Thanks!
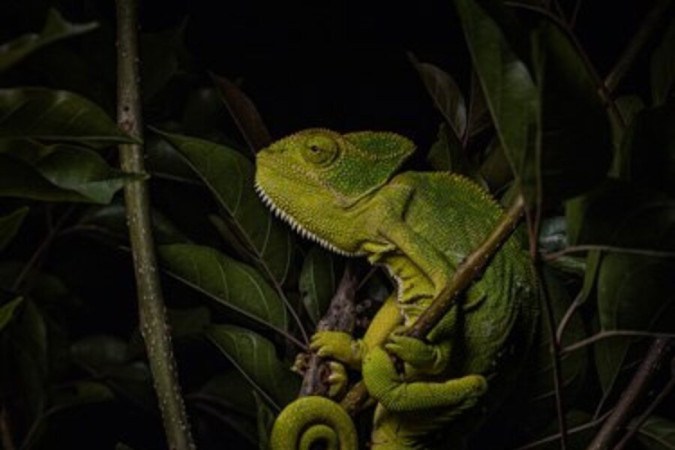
254;129;539;449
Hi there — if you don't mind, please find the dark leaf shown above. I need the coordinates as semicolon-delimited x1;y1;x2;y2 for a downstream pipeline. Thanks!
0;206;29;250
155;130;293;285
0;88;134;143
159;244;288;331
409;53;467;139
198;370;258;418
0;9;98;72
51;380;115;410
167;306;211;338
211;74;272;154
427;123;472;176
610;95;646;176
299;246;340;324
206;325;300;410
0;296;23;332
651;17;675;106
637;415;675;449
71;335;130;369
467;70;492;137
253;391;275;450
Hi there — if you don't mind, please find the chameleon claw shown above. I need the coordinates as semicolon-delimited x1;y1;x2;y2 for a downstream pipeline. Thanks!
291;352;310;375
326;361;348;398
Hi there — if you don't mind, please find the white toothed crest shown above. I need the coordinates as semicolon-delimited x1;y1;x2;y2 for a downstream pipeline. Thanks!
255;182;361;257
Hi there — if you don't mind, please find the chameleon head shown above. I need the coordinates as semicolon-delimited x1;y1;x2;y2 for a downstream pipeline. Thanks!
255;128;415;254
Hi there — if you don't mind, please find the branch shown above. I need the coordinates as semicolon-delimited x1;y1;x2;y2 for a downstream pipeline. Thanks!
587;337;673;450
341;194;527;414
116;1;195;448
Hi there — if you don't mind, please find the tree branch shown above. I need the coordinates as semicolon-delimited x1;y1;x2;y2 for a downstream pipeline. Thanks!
116;0;195;448
587;337;673;450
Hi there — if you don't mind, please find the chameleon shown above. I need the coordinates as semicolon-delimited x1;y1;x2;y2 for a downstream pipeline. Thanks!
254;129;539;449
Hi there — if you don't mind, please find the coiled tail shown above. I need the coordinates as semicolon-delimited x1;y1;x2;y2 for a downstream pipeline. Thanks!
270;396;358;450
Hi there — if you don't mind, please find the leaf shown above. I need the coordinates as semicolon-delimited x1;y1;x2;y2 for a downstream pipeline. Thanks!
427;123;470;175
467;70;492;137
155;130;293;285
455;0;539;203
651;17;675;106
167;306;211;338
79;201;190;245
198;370;258;418
409;53;467;139
253;391;276;450
51;380;115;410
211;74;272;153
566;180;675;251
610;95;646;177
0;206;29;251
530;20;612;201
0;297;23;332
0;88;134;143
0;144;141;203
206;325;300;409
0;9;98;72
159;244;288;330
595;252;675;391
299;246;340;324
637;415;675;449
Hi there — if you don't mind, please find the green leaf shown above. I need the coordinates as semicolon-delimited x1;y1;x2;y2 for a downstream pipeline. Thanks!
206;325;300;410
409;54;467;139
595;252;675;391
198;370;258;418
610;95;646;177
427;123;470;175
79;202;190;245
299;246;340;324
51;380;115;410
0;88;134;143
0;9;98;72
167;306;211;338
530;21;612;201
0;144;141;203
566;180;675;251
154;130;293;285
159;244;288;330
456;0;538;203
0;206;29;250
637;415;675;449
253;391;276;450
0;297;23;332
651;17;675;106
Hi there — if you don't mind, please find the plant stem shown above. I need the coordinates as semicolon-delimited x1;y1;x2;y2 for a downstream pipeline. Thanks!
587;338;673;450
116;0;195;449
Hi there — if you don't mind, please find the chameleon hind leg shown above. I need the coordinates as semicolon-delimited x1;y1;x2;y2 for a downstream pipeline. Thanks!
362;346;487;413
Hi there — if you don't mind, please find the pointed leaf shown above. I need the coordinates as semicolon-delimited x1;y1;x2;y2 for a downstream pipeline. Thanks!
0;9;98;72
427;123;472;175
0;206;29;251
409;54;467;139
455;0;539;202
0;88;134;143
0;297;23;332
206;325;300;409
253;391;275;450
299;246;340;324
637;416;675;449
159;244;288;330
155;130;293;285
651;17;675;106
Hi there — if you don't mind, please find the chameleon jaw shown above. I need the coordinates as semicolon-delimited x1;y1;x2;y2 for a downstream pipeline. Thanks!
254;182;361;257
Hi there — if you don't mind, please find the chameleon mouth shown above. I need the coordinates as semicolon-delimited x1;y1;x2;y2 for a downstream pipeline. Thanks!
253;181;360;257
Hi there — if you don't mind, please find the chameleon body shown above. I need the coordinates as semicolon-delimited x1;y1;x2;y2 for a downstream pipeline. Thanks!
254;129;539;449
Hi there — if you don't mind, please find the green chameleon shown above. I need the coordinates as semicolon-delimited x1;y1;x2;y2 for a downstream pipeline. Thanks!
254;129;539;449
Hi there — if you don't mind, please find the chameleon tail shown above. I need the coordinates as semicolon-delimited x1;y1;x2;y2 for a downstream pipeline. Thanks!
270;396;358;450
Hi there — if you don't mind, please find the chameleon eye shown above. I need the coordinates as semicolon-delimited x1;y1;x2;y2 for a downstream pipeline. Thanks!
302;135;339;166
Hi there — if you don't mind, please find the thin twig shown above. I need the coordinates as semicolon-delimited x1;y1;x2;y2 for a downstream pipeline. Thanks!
614;362;675;449
561;331;675;354
543;245;675;261
514;409;613;450
116;0;195;448
587;338;673;450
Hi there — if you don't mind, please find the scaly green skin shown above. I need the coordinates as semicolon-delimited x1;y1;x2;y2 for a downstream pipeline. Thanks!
255;129;539;450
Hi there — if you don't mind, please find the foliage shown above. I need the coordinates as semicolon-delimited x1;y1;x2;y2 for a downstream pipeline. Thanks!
0;1;673;449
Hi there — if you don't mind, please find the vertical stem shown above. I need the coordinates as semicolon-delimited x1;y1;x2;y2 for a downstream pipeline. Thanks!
116;1;196;449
